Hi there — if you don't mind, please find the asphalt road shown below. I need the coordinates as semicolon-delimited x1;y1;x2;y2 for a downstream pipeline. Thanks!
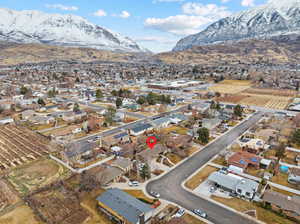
73;104;190;144
146;112;263;224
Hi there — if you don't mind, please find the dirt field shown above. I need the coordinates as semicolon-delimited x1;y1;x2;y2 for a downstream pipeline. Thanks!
0;204;42;224
243;88;297;97
0;180;20;213
239;94;291;110
0;125;51;171
209;80;252;95
28;189;89;224
8;159;70;195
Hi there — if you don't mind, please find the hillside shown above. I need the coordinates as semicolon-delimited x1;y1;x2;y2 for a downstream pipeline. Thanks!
0;42;134;66
158;36;300;65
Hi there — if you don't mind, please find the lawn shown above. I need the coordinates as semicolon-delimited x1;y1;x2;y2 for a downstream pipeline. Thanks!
81;188;113;224
166;153;183;164
282;150;299;165
185;166;218;190
182;214;206;224
7;159;71;195
211;156;227;166
162;126;188;135
123;190;153;204
211;196;296;224
271;186;300;197
0;204;42;224
272;172;300;190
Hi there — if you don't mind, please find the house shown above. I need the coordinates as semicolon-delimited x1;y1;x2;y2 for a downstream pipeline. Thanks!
288;168;300;185
202;118;222;130
21;109;35;120
254;128;278;143
62;142;97;163
97;188;154;224
262;191;300;221
151;117;171;129
238;138;267;152
111;157;133;172
168;114;188;124
192;103;210;114
227;151;262;171
129;123;153;136
0;117;14;125
28;115;55;125
102;131;130;149
114;112;126;122
208;171;259;200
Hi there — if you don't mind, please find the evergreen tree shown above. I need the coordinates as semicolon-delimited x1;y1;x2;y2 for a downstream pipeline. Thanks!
197;127;210;144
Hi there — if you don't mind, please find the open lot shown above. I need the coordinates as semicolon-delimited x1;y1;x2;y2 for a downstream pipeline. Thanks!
0;179;20;213
0;125;51;171
0;204;42;224
8;159;70;195
211;196;295;224
28;188;89;224
209;80;252;94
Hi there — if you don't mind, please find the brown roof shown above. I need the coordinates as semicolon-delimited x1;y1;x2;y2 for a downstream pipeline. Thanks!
263;191;300;214
228;151;262;169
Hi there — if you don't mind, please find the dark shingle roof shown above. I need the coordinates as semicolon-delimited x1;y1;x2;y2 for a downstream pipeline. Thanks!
97;188;153;223
131;123;152;133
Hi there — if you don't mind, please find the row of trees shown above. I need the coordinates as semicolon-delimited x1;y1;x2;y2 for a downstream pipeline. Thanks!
137;92;172;105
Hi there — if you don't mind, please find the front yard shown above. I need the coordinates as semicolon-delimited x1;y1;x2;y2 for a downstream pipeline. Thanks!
185;166;218;190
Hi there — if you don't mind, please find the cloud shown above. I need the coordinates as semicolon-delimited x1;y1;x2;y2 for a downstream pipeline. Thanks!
145;2;231;35
221;0;231;3
120;11;130;18
153;0;185;3
93;9;107;17
182;2;231;18
112;10;131;18
241;0;255;7
45;4;78;11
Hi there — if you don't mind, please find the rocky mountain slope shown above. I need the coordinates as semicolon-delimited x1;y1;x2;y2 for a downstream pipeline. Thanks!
173;0;300;51
0;8;146;53
159;35;300;65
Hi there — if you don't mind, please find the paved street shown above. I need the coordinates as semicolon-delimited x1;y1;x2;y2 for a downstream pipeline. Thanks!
146;112;263;224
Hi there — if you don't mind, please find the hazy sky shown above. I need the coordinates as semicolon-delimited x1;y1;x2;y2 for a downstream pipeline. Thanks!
1;0;269;52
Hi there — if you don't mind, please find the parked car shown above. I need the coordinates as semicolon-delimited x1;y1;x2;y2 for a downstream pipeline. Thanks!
209;186;216;193
193;209;207;218
174;208;185;217
150;191;160;198
128;181;139;187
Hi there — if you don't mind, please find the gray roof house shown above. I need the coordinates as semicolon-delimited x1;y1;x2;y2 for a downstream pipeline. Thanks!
97;188;154;224
130;123;153;136
202;118;222;130
208;171;259;200
151;117;171;129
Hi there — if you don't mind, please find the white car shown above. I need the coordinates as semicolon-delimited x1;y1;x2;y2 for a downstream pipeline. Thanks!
128;181;139;187
150;191;160;198
174;209;185;217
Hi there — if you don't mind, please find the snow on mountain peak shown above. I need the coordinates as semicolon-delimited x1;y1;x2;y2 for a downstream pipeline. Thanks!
173;0;300;51
0;8;147;53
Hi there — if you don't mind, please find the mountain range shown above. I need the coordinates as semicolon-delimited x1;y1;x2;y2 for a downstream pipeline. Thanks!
173;0;300;51
0;8;146;53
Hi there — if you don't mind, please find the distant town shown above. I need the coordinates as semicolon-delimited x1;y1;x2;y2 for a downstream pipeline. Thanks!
0;59;299;224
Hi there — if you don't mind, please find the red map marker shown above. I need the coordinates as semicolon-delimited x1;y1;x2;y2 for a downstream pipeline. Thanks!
146;136;157;150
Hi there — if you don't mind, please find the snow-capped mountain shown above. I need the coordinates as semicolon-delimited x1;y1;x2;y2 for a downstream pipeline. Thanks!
173;0;300;51
0;8;147;52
